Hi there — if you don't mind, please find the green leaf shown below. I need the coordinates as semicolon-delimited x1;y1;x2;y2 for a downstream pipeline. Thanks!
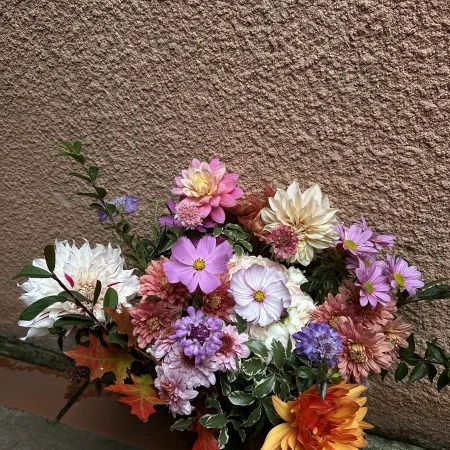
252;375;276;398
261;397;279;425
104;288;118;310
238;240;252;252
53;314;96;328
170;417;194;431
77;192;101;199
14;265;53;279
61;152;85;164
88;166;99;180
394;362;408;382
437;369;450;391
425;342;447;364
218;426;229;449
95;187;107;198
275;376;291;401
72;140;82;154
246;339;269;359
108;333;128;346
416;282;450;301
233;244;244;256
426;363;438;382
241;358;265;376
228;419;246;442
318;381;328;400
271;340;286;370
206;395;223;413
408;361;428;383
93;280;102;305
242;403;262;427
219;375;231;396
399;334;415;359
228;391;255;406
295;366;315;379
213;226;224;237
43;244;56;273
19;295;67;321
235;315;247;334
69;172;91;182
199;413;227;429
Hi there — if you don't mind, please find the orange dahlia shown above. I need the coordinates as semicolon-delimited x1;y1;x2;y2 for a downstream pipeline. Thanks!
261;383;373;450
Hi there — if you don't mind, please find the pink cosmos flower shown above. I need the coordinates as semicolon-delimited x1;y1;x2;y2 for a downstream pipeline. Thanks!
213;325;250;371
139;258;189;307
335;223;376;257
154;364;198;416
172;158;243;225
355;261;392;308
164;236;233;294
229;264;291;326
337;318;394;383
385;254;424;296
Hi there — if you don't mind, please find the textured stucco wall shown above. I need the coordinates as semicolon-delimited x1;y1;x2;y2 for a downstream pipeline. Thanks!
1;1;449;447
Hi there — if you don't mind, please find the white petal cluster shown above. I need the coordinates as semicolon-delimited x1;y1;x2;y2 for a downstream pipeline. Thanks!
18;240;139;339
260;182;338;265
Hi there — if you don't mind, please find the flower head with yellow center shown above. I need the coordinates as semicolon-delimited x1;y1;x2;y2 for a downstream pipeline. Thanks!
260;183;338;266
262;383;373;450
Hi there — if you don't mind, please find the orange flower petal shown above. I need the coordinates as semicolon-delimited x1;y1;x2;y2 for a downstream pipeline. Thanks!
261;423;292;450
272;395;294;422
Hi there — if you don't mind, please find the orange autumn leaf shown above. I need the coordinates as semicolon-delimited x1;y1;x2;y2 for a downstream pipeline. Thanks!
105;306;138;346
193;423;219;450
65;334;132;382
106;374;166;422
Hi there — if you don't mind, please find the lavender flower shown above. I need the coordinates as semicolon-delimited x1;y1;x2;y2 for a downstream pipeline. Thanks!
335;223;376;257
385;254;424;296
98;195;138;222
355;260;392;308
293;322;342;368
172;306;223;365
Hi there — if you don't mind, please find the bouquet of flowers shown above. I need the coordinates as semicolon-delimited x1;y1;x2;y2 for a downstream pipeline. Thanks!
16;141;450;450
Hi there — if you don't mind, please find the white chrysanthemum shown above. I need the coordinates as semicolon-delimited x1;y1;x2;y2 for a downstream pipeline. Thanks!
18;240;139;339
260;182;338;265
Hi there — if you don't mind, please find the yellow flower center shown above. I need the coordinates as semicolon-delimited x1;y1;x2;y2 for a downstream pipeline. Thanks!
207;294;222;309
349;343;368;363
193;258;206;271
344;239;358;251
363;281;374;294
191;171;212;196
146;317;162;333
253;290;266;303
160;275;169;289
394;272;405;287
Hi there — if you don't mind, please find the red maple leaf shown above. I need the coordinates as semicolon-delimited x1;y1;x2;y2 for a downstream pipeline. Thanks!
193;422;220;450
105;374;166;422
104;306;138;346
65;334;133;382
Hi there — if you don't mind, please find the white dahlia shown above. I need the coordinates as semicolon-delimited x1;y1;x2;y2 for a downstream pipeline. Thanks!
18;240;139;339
260;182;338;266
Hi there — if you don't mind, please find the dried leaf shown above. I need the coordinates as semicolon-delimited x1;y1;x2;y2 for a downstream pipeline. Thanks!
193;422;220;450
105;306;137;346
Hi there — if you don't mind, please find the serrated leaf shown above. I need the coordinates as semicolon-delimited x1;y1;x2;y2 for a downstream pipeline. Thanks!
19;295;67;321
246;339;269;359
193;423;219;450
408;361;428;383
218;426;229;449
242;403;262;427
14;265;52;279
199;413;227;429
44;244;56;273
241;358;265;376
252;375;276;398
271;340;286;369
228;391;255;406
394;362;408;382
106;374;165;422
170;417;194;431
104;307;137;346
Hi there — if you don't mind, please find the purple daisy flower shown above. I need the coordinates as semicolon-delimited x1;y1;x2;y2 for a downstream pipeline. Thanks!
172;306;223;365
98;195;138;222
293;322;342;368
386;254;424;296
164;236;233;294
355;260;392;308
336;223;376;257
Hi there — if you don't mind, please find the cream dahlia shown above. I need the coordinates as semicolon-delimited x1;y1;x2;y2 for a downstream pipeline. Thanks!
260;183;338;265
18;240;139;339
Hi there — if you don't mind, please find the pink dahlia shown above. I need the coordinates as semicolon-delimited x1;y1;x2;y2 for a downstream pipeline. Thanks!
202;277;235;321
383;316;413;350
172;158;243;225
311;290;355;329
164;236;233;294
266;225;299;260
385;254;424;296
352;299;397;328
130;301;179;349
139;258;189;307
355;261;392;308
213;325;250;371
337;319;394;383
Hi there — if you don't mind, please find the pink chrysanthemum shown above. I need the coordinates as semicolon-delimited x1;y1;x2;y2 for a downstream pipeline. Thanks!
213;325;250;371
150;327;177;360
130;301;179;349
202;277;235;321
174;199;207;229
385;254;424;296
311;290;355;329
355;261;392;308
352;299;397;328
139;258;189;307
172;158;243;225
337;319;394;383
267;225;299;259
383;316;413;350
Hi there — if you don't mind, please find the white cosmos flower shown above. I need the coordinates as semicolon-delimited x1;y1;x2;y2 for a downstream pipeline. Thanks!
230;264;291;327
260;182;338;266
18;240;139;339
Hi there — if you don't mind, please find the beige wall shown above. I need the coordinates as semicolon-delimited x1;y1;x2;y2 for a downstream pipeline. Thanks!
1;1;449;447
